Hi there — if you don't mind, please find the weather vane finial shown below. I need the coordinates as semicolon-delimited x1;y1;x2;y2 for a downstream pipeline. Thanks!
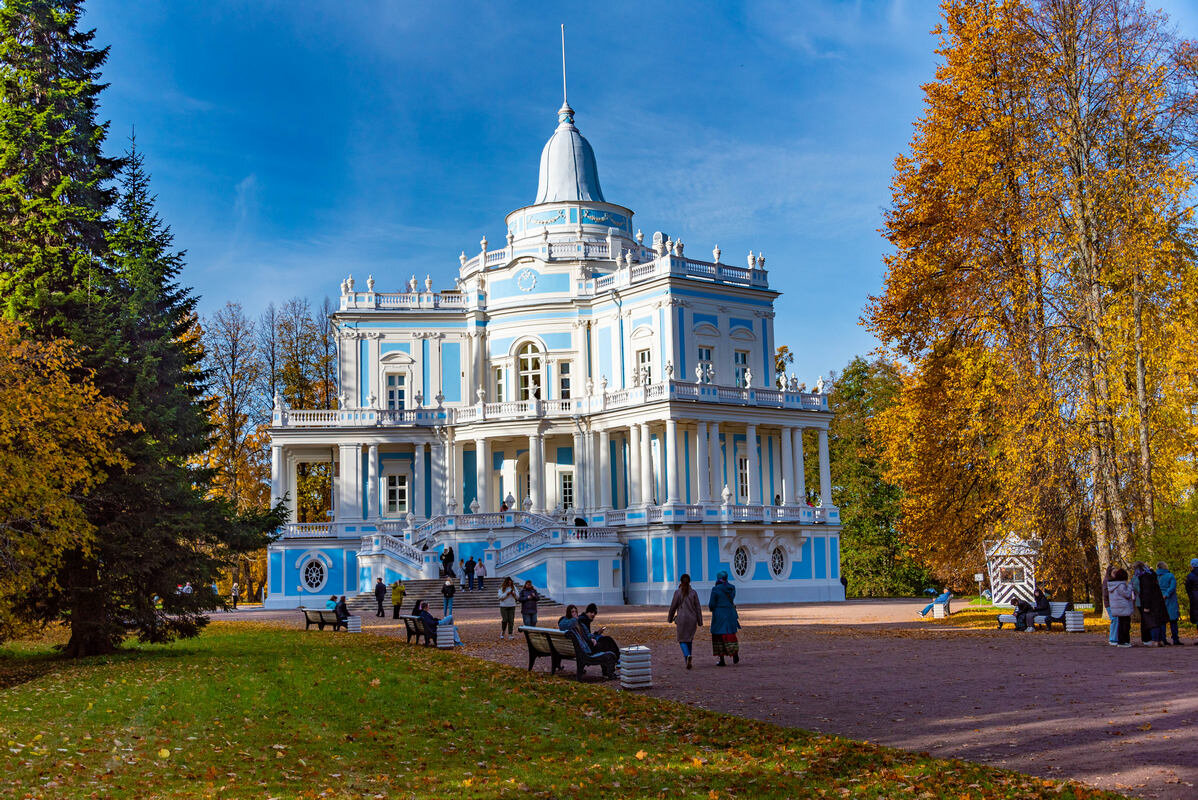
561;23;567;106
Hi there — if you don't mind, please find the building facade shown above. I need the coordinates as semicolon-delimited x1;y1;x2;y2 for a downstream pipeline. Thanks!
265;97;842;608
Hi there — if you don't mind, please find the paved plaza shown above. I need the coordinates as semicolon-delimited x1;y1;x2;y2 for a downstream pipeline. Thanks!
231;599;1198;798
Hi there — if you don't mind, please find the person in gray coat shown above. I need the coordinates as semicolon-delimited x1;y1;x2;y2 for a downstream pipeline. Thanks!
667;573;703;669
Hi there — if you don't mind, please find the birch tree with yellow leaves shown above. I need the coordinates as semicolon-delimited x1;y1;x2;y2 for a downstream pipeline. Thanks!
869;0;1198;597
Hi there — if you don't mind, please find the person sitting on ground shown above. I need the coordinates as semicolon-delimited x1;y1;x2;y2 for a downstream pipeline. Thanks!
557;604;579;632
917;589;952;617
325;594;338;610
334;595;350;624
576;603;620;655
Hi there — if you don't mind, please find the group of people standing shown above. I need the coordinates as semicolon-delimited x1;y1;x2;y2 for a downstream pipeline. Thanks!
666;571;741;668
1103;559;1198;647
437;546;487;592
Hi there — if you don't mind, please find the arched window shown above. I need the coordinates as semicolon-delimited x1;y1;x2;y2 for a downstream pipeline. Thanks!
518;343;543;401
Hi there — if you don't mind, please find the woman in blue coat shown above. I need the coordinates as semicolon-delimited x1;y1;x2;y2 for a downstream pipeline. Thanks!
708;570;741;666
1157;562;1182;645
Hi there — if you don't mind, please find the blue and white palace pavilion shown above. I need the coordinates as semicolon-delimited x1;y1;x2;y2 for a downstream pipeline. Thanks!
265;95;842;608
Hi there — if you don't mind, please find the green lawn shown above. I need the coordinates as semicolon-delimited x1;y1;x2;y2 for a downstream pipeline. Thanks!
0;622;1120;799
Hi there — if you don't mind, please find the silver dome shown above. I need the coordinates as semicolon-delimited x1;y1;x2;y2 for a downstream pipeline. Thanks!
535;102;605;204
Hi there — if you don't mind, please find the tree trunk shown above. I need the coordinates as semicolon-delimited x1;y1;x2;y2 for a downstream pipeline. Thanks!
1132;273;1155;539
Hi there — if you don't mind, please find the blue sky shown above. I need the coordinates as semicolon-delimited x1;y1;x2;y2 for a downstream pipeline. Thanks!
84;1;1198;381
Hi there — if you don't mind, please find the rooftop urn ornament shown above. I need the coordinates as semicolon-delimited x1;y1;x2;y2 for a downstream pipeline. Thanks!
505;491;516;510
414;390;424;408
273;390;285;410
585;377;594;394
695;364;704;382
405;511;415;529
506;230;514;247
522;495;533;512
673;239;684;257
664;236;674;255
653;231;666;256
346;275;355;291
665;360;674;380
409;275;418;292
712;244;721;263
747;250;755;269
368;392;377;408
459;251;467;268
366;274;375;292
757;253;766;269
600;374;608;391
339;278;348;295
636;228;644;245
434;390;445;408
470;497;480;514
424;275;433;292
480;234;488;253
706;363;717;383
447;496;458;515
722;484;733;506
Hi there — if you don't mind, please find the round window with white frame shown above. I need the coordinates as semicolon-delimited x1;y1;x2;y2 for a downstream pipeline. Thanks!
733;546;750;578
770;545;787;578
302;559;327;592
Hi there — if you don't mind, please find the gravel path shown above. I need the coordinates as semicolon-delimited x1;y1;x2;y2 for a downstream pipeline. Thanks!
225;599;1198;798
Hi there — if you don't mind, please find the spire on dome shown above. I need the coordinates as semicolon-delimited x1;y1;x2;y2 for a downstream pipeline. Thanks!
535;24;604;204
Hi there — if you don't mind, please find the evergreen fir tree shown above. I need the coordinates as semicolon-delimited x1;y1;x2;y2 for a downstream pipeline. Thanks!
0;0;119;339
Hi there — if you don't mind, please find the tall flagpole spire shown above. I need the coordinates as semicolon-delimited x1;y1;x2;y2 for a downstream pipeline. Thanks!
560;23;567;106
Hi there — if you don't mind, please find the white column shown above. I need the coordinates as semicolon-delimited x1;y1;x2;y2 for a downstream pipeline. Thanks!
818;428;832;506
780;427;795;505
413;443;426;520
628;425;642;506
598;428;612;509
695;423;709;503
793;428;807;505
640;423;654;505
745;424;759;505
451;439;464;512
270;445;284;508
367;444;379;518
708;422;721;500
336;444;363;521
573;430;589;511
665;419;681;504
474;438;489;512
530;434;544;512
438;436;451;514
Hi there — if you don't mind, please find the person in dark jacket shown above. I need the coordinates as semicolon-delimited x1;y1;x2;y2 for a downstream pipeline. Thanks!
418;601;439;646
577;603;619;655
441;578;456;616
334;595;350;624
373;577;387;617
1157;562;1181;646
1186;558;1198;642
518;581;542;628
708;571;741;666
1018;588;1050;631
1134;562;1168;647
440;546;455;579
464;556;477;591
557;604;579;631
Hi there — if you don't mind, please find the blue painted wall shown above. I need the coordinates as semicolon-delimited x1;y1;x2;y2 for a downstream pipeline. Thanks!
651;537;664;582
792;537;813;579
441;341;461;402
688;537;703;581
463;450;477;510
628;538;648;583
514;562;548;589
565;559;600;588
815;537;828;579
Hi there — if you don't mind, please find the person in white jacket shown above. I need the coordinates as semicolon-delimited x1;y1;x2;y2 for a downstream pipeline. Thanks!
1108;567;1136;648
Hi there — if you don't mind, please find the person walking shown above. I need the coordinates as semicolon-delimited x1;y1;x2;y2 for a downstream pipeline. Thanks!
441;578;456;616
1186;558;1198;643
1102;565;1117;645
498;577;518;639
373;577;387;617
476;560;487;591
231;581;239;610
391;578;406;620
1134;562;1168;646
464;556;477;592
1157;562;1182;646
1108;569;1135;647
518;580;542;628
708;570;741;666
668;573;703;669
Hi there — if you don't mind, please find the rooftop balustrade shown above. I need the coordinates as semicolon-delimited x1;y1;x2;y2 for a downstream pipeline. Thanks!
274;378;827;429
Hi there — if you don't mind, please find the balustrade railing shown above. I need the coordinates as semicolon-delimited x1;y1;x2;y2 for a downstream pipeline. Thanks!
361;533;423;567
277;523;333;538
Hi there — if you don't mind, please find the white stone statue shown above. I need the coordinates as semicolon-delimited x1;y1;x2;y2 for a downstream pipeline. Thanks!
273;391;285;410
747;251;755;269
447;496;458;515
636;229;644;245
368;393;376;408
674;240;684;257
664;236;673;255
585;377;594;395
815;375;825;394
339;278;348;295
777;373;786;389
506;230;514;246
600;375;608;391
459;251;467;267
695;364;704;382
522;496;533;512
405;511;415;529
722;484;732;505
476;387;486;404
706;363;717;384
744;367;753;387
631;368;641;387
665;360;674;379
712;244;721;263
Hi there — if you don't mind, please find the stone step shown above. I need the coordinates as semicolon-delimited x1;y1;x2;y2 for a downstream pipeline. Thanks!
348;577;559;613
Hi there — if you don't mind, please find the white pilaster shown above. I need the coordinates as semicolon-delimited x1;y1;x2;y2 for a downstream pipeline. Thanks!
530;433;545;512
628;424;642;506
818;428;832;506
336;443;363;521
780;426;795;505
367;444;379;519
793;428;807;505
665;419;681;504
270;445;284;508
571;431;585;511
708;422;721;501
598;428;612;509
695;423;709;504
745;424;760;505
640;422;654;505
413;442;426;520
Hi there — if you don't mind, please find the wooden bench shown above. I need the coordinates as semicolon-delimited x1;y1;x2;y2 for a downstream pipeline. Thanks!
300;607;347;631
399;614;430;645
518;626;616;679
997;601;1070;630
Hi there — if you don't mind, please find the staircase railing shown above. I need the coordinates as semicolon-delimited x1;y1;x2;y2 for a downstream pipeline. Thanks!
496;526;619;566
360;533;423;570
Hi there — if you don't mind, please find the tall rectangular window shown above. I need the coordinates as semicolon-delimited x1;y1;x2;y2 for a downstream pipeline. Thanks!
637;349;652;383
737;455;749;503
385;373;406;410
734;350;749;387
559;361;572;399
385;474;408;515
560;471;574;509
494;367;505;402
697;346;713;382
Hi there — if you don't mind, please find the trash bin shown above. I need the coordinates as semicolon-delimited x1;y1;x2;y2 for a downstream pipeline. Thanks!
618;646;652;689
1064;610;1085;632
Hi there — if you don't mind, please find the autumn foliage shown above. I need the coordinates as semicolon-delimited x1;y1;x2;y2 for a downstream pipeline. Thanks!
869;0;1198;595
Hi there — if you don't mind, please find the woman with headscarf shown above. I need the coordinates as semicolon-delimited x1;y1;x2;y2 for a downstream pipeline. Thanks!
1134;561;1167;647
708;570;741;666
1156;561;1181;646
668;573;703;669
1186;558;1198;642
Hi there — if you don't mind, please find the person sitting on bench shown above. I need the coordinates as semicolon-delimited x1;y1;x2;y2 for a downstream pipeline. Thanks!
1019;588;1050;630
334;595;350;624
557;605;579;632
918;589;951;617
577;604;620;656
325;594;338;610
418;601;440;646
566;625;617;678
